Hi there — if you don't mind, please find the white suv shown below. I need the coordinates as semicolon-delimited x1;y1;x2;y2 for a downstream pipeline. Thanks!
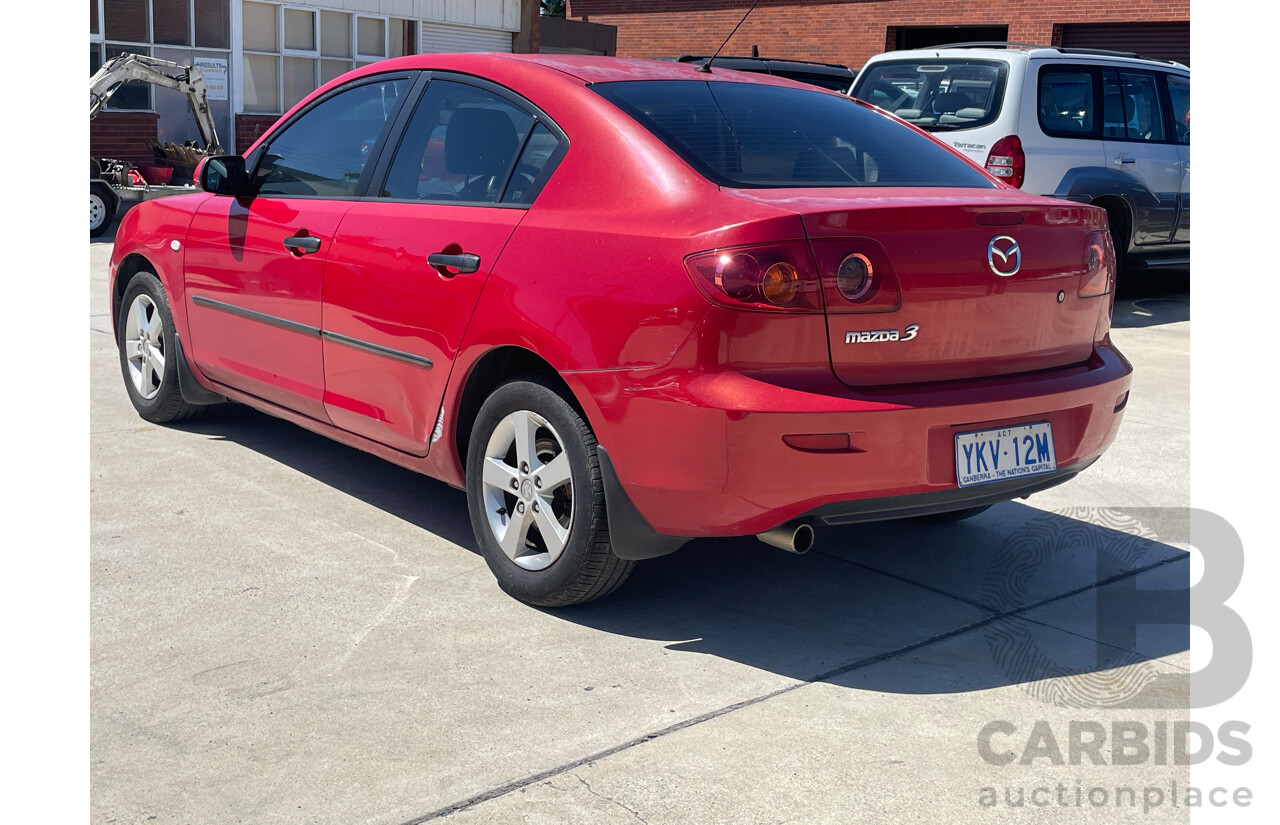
850;44;1190;276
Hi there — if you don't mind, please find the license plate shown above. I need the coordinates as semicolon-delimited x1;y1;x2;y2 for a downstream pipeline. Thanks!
955;422;1057;488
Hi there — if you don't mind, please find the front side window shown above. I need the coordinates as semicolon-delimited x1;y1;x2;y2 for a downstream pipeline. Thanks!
851;59;1008;131
381;80;535;203
1038;68;1097;137
594;80;995;189
1166;74;1190;144
1103;70;1166;142
256;77;410;197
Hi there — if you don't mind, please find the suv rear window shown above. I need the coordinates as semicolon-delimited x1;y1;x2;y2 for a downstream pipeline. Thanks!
592;80;995;189
851;59;1008;132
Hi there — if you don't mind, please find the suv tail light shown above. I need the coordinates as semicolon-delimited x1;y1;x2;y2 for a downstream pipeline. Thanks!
984;135;1025;188
685;242;824;313
1079;230;1116;298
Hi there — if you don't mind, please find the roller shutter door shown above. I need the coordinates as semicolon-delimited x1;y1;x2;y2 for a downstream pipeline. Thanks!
1060;22;1190;65
420;22;512;54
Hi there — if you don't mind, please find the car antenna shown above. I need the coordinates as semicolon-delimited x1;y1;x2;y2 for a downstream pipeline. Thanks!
697;0;762;73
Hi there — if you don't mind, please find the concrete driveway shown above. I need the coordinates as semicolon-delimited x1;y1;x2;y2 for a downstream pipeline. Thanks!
90;235;1191;824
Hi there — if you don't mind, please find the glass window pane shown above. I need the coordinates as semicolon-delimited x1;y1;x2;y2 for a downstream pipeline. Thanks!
504;123;560;204
1167;75;1190;144
242;2;278;52
91;0;100;35
91;44;103;75
1118;72;1165;141
382;80;533;202
259;78;411;197
851;59;1008;132
321;59;353;85
284;8;316;51
390;19;415;58
595;80;995;189
103;45;151;109
282;56;316;111
357;17;386;57
104;0;149;42
194;0;230;49
243;52;280;112
1038;69;1095;137
321;11;351;58
153;0;190;45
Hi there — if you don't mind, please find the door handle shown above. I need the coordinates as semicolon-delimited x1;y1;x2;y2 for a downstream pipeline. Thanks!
283;234;321;254
428;251;481;275
1113;155;1136;165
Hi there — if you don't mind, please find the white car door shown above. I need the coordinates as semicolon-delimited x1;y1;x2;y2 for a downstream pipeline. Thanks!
1101;68;1182;246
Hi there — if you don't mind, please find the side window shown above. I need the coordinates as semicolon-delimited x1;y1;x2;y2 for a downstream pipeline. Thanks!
1102;69;1166;142
1166;74;1190;144
1038;68;1096;137
381;79;534;203
503;123;562;205
256;77;410;197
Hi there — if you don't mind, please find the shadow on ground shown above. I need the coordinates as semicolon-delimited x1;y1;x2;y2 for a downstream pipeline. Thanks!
174;402;1190;704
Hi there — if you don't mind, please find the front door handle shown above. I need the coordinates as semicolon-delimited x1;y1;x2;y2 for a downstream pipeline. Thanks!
283;234;321;254
428;251;481;275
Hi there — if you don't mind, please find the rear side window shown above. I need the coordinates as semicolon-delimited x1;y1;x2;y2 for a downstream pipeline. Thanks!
1103;69;1166;142
1039;68;1097;137
851;59;1008;131
593;80;994;189
1166;74;1190;144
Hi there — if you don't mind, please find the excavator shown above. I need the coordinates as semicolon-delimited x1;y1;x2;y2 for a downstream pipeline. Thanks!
90;53;224;237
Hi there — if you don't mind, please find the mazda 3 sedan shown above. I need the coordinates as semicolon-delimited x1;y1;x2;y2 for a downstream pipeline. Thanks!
110;54;1131;606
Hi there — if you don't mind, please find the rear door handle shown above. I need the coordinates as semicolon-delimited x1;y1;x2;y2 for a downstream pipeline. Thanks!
428;252;481;275
283;234;321;254
1113;155;1137;165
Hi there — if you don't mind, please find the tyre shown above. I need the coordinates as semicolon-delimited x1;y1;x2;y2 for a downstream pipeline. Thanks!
466;378;633;606
912;505;993;525
116;271;205;424
90;182;115;238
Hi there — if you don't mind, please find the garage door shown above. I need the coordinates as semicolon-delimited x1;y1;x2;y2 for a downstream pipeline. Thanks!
420;22;512;54
1060;22;1190;65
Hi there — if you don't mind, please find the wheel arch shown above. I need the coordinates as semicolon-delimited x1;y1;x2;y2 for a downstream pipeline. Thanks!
451;346;588;478
111;253;158;337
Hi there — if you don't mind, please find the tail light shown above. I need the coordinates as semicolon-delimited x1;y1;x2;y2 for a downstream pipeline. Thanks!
685;242;824;312
808;238;902;314
984;135;1025;188
1079;230;1116;298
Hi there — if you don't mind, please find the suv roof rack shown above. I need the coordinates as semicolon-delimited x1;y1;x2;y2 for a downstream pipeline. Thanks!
926;41;1177;65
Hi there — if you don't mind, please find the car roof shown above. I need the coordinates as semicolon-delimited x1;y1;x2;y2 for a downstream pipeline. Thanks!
675;55;855;75
862;44;1188;72
348;52;827;90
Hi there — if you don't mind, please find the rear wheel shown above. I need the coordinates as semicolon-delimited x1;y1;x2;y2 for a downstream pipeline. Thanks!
90;182;115;238
466;378;633;606
117;271;205;424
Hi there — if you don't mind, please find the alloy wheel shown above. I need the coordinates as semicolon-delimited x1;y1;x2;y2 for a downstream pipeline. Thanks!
123;294;165;400
481;409;574;571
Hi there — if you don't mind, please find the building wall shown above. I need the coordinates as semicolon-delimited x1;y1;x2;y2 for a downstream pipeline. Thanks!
89;112;161;165
566;1;1189;68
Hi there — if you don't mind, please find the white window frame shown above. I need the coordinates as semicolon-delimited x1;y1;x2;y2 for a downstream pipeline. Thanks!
354;14;390;63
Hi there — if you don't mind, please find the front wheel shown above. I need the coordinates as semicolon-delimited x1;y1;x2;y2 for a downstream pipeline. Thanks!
116;271;205;424
466;378;633;606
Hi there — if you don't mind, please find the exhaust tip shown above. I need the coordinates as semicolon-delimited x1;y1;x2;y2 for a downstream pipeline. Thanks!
757;521;816;555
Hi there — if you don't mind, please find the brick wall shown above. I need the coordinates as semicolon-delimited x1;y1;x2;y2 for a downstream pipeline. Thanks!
235;114;283;153
567;1;1189;68
90;112;160;164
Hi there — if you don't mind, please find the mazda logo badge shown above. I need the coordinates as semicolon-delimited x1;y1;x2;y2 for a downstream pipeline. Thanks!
987;235;1021;277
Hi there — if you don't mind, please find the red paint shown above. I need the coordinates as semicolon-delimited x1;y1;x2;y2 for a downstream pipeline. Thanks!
110;54;1131;539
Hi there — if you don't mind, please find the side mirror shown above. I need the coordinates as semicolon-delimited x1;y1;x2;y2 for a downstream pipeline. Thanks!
200;155;248;197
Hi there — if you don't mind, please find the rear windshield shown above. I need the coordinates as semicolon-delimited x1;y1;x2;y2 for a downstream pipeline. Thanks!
851;59;1008;132
592;80;995;189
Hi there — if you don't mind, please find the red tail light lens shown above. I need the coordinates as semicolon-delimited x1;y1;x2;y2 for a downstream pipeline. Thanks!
1079;230;1116;298
808;238;902;314
985;135;1025;188
685;242;824;312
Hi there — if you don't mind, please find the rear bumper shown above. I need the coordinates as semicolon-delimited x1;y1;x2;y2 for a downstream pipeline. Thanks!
566;341;1132;540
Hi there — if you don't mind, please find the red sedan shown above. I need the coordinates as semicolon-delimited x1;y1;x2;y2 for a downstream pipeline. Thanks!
109;54;1131;606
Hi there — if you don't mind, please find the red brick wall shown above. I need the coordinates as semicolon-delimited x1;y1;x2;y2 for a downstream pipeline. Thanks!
235;114;282;153
90;112;160;164
567;1;1189;68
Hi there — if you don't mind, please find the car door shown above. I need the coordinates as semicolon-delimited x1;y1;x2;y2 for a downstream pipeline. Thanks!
1101;67;1181;246
319;76;566;454
183;74;413;419
1165;72;1191;244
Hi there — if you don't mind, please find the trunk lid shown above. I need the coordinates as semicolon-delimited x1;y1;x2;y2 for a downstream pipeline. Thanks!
730;188;1110;387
